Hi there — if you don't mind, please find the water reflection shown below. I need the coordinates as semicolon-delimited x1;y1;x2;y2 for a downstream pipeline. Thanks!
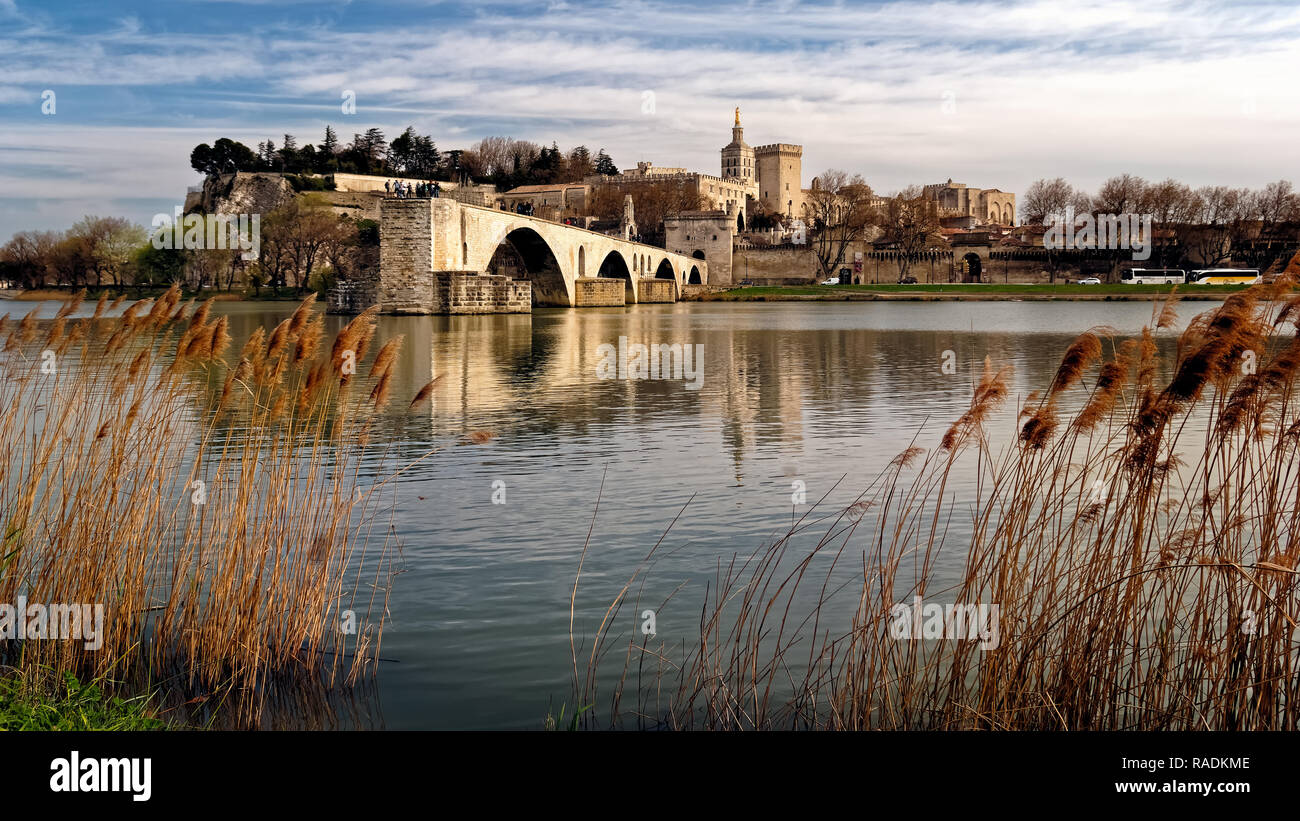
11;297;1211;728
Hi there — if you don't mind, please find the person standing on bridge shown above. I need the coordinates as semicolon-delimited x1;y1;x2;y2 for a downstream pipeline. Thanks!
384;179;392;195
433;181;441;198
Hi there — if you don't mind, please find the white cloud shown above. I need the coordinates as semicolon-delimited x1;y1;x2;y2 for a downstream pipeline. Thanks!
1;0;1299;238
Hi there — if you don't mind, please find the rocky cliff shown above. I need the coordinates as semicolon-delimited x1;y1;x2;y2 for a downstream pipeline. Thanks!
183;172;295;216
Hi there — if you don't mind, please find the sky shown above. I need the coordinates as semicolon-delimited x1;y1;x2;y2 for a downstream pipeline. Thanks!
1;0;1298;240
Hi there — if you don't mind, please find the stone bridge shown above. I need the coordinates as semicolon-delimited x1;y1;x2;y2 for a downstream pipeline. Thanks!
332;197;708;314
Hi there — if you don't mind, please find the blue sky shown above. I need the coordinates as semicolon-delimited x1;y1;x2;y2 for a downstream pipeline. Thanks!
2;0;1299;240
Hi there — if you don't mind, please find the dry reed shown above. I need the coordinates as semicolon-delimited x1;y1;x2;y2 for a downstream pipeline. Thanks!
0;287;417;727
572;280;1300;730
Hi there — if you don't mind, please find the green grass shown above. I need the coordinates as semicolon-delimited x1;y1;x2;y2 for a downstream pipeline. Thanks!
0;671;169;731
707;282;1254;299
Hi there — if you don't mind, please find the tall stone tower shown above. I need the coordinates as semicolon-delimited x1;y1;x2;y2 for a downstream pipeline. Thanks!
720;107;754;182
754;143;803;218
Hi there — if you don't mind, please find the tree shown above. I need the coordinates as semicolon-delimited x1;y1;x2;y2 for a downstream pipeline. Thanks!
316;125;340;174
879;186;941;281
1256;180;1300;235
133;237;187;293
1021;177;1077;225
567;145;594;181
1022;177;1106;281
261;194;357;293
0;230;58;289
319;125;339;157
48;233;96;288
457;149;487;182
67;216;146;287
593;149;619;176
277;134;298;173
588;180;704;234
1179;186;1240;267
1092;174;1148;216
258;139;277;170
531;142;566;184
803;170;879;277
388;126;418;175
190;138;260;176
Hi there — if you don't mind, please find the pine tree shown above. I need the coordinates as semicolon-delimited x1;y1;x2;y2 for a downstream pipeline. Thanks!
319;125;338;156
594;149;618;176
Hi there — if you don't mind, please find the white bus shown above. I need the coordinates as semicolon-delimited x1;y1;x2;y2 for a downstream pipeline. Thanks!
1187;268;1260;286
1121;268;1185;284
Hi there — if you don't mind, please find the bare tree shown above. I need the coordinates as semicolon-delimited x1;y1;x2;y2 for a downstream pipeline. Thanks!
588;180;704;235
803;170;878;278
1092;174;1148;216
0;230;59;289
879;185;941;281
1021;177;1076;225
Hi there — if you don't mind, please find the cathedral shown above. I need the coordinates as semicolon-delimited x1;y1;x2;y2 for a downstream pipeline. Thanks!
721;107;805;219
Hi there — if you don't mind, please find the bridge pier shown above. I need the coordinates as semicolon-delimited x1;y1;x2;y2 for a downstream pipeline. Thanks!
637;278;676;303
431;272;531;314
573;278;625;307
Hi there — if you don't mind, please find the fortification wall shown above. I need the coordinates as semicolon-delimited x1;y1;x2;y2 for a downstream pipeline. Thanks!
733;246;819;285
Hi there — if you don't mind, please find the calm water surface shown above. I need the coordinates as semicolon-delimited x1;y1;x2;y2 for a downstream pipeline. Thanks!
4;296;1206;728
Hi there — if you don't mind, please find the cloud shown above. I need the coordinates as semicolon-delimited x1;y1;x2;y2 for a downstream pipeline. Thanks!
1;0;1299;239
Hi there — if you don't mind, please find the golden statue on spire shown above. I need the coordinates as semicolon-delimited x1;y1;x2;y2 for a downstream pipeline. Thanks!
734;106;740;126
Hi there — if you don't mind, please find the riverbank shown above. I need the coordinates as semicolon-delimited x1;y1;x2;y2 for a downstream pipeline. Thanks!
690;282;1254;302
0;670;167;730
1;287;313;302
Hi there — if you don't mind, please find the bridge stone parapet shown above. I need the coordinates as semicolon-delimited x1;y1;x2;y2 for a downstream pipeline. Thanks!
339;197;708;314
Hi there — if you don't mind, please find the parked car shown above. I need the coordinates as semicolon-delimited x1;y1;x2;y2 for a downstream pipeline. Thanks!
737;279;756;287
1078;277;1102;285
820;277;840;285
898;276;917;284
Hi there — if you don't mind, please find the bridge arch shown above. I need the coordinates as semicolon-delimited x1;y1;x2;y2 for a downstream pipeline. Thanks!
578;246;585;277
597;249;636;302
654;258;675;280
688;265;702;284
486;225;570;306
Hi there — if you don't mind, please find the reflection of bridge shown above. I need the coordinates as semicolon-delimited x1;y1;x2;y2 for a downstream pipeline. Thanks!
331;198;708;315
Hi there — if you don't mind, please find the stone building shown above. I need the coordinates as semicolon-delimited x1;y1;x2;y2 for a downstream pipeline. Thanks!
585;109;802;234
720;107;756;183
754;143;804;218
588;160;755;231
499;183;590;219
664;206;738;286
721;108;804;219
923;179;1016;225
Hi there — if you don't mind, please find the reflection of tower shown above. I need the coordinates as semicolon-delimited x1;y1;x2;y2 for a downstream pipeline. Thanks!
716;328;758;484
720;108;754;182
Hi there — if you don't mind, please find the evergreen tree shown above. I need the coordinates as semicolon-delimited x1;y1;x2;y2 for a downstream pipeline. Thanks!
594;149;619;176
319;125;338;156
190;138;260;176
567;145;594;180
